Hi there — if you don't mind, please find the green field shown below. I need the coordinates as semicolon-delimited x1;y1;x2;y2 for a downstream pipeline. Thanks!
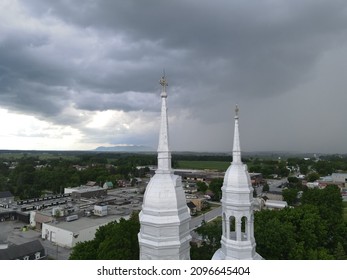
343;201;347;222
176;160;230;171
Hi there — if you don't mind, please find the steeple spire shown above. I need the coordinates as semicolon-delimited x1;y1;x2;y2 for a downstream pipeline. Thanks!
138;75;191;260
232;105;241;164
157;74;171;172
212;104;263;260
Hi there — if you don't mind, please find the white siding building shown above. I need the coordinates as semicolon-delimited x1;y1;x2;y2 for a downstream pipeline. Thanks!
42;215;128;248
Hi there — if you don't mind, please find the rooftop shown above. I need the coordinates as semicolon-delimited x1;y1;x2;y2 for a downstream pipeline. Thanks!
48;214;128;232
0;191;14;199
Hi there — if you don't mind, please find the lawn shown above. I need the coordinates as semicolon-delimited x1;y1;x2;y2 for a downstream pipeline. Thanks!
176;160;230;171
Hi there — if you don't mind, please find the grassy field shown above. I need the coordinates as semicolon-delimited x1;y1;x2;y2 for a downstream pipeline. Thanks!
343;201;347;222
176;160;230;171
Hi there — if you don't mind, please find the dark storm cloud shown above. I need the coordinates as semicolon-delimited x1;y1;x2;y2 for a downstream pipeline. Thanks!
74;90;160;112
1;0;347;151
22;0;347;97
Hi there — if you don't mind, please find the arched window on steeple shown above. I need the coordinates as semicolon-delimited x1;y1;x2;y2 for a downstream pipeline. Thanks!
229;216;236;240
241;216;247;241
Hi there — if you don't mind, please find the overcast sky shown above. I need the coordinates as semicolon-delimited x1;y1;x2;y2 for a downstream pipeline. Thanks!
1;0;347;153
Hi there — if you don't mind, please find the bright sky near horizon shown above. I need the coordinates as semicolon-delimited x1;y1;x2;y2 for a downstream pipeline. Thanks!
1;0;347;153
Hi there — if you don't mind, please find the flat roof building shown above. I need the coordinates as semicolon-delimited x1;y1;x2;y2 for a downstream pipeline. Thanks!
42;214;129;248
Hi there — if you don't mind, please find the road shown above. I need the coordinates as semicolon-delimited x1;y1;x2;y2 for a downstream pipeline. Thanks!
190;205;222;230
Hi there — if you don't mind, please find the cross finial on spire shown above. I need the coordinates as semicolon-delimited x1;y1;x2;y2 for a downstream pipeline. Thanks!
235;104;239;118
159;70;168;94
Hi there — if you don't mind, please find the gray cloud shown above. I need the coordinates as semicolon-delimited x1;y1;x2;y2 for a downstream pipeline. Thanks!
1;0;347;152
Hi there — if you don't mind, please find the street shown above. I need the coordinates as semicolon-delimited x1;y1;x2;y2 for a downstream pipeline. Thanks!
190;205;222;230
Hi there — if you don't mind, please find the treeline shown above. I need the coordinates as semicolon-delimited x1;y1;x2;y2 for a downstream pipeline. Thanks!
247;158;290;178
2;151;347;199
172;154;231;162
0;153;156;199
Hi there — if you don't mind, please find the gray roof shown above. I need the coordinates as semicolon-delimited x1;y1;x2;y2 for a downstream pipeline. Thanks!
0;191;13;199
0;240;45;260
187;201;197;209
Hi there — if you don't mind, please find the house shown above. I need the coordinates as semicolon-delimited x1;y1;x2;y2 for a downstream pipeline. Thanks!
0;191;14;205
30;212;54;230
0;240;45;260
187;201;197;216
264;199;288;210
190;198;207;212
249;173;264;187
103;181;113;189
86;181;98;187
331;173;347;187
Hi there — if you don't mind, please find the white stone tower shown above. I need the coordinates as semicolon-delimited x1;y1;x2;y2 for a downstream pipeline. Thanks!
138;75;191;260
212;105;262;260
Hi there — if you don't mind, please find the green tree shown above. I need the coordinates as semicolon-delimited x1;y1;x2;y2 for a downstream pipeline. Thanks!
287;176;299;184
208;178;223;201
96;215;140;259
313;160;334;176
262;183;269;192
282;188;299;206
191;218;222;260
334;242;347;260
298;163;309;175
196;181;208;193
255;205;332;259
68;240;97;260
301;185;344;253
69;212;140;260
254;211;296;259
306;172;320;182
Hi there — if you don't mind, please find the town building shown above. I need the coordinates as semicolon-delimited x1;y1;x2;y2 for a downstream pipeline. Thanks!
212;106;263;260
138;75;191;260
0;240;45;260
64;184;107;199
42;214;128;248
332;173;347;187
0;191;14;206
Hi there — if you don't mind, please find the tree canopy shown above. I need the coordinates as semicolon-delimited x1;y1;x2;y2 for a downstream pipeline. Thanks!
190;218;222;260
69;212;140;260
208;178;223;201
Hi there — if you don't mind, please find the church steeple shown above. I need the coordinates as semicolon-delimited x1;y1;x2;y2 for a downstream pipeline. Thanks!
212;105;263;260
157;74;171;172
138;75;191;260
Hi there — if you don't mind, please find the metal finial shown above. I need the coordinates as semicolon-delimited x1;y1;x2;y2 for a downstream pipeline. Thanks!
159;71;168;93
235;104;239;116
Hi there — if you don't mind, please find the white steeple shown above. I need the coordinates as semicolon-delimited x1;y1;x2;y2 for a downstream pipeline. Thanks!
232;105;241;164
138;75;191;260
212;105;263;260
157;75;171;172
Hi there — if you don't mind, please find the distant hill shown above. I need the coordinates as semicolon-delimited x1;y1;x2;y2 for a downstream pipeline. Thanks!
94;145;155;152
